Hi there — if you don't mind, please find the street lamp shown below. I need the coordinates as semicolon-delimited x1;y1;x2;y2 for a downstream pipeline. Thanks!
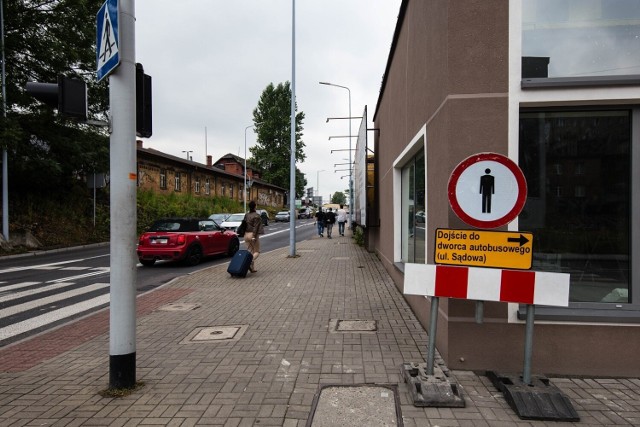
317;169;325;206
244;124;256;212
319;81;352;229
182;150;193;160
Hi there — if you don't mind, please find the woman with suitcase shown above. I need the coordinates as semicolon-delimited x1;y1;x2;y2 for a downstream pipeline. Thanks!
243;200;264;273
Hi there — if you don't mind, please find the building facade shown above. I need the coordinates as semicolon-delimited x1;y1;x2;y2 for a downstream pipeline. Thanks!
136;141;286;208
371;0;640;376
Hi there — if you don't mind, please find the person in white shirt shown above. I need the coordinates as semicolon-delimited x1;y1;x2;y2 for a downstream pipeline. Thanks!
336;204;348;236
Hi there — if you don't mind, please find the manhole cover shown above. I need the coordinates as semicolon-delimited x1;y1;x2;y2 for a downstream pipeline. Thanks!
181;325;248;343
159;303;201;312
309;385;401;426
329;319;377;333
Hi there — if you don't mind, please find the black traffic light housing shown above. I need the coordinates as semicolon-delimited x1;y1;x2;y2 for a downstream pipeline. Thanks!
25;76;87;120
136;63;152;138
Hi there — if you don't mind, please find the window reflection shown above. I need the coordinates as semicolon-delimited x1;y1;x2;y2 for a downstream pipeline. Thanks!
402;148;426;264
519;110;630;303
522;0;640;78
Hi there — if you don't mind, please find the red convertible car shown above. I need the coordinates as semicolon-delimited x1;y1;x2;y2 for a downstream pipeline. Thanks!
137;218;240;266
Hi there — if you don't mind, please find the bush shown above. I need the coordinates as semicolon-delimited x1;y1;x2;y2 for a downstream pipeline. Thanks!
353;225;364;247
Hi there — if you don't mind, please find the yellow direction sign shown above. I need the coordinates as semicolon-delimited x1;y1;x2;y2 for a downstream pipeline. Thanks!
435;228;533;270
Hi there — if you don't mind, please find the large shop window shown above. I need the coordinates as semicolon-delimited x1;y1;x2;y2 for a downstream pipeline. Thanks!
519;109;639;318
401;148;426;264
522;0;640;82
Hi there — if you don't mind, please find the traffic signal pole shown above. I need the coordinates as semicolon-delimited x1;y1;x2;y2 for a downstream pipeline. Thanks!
108;0;137;389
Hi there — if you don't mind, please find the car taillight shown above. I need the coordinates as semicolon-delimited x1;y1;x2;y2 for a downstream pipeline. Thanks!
177;234;186;245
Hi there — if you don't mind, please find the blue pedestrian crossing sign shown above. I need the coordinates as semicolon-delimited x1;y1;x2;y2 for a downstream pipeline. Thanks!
96;0;120;82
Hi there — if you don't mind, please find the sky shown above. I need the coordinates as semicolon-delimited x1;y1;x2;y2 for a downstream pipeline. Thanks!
134;0;401;203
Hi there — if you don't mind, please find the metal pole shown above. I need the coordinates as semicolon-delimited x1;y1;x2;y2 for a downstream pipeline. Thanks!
244;125;254;213
1;0;8;241
109;0;137;389
347;88;352;230
288;0;296;257
426;296;439;375
523;304;535;385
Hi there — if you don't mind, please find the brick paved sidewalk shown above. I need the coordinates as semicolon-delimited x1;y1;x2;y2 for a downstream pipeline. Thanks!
0;234;638;426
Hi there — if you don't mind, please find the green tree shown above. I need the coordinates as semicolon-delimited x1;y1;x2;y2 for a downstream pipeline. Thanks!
250;82;307;197
1;0;109;196
331;191;346;205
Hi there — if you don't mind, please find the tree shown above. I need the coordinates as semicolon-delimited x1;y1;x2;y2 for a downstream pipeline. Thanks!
250;82;307;197
1;0;109;196
331;191;346;205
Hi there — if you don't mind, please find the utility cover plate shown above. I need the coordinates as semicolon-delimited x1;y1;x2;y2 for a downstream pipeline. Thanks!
486;371;579;421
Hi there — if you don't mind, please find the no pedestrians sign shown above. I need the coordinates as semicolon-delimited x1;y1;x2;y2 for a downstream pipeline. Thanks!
448;153;527;229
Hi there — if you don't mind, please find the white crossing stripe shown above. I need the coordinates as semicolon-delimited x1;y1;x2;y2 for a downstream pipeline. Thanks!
0;294;111;341
46;267;110;284
0;282;79;304
59;267;92;271
0;283;109;319
0;281;41;293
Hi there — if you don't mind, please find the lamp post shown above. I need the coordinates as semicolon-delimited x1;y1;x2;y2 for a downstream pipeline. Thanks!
319;81;352;229
182;150;193;160
317;169;325;206
244;124;256;212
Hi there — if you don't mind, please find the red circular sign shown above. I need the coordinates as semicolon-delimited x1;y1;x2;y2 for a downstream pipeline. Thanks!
448;153;527;229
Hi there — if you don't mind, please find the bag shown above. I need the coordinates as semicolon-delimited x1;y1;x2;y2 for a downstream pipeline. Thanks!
228;249;253;277
236;219;247;237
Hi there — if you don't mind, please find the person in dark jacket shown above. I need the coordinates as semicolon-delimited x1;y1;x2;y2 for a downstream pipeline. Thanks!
243;201;264;273
315;208;325;237
324;207;336;238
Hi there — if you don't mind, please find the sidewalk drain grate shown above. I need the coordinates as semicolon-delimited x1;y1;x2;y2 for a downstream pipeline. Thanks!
159;303;200;311
181;325;248;344
329;319;377;333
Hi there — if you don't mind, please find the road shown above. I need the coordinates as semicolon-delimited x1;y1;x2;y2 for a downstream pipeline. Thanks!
0;218;317;347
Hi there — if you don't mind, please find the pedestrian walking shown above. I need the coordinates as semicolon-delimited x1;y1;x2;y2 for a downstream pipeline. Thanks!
325;207;336;238
336;204;347;236
243;200;264;273
315;208;325;237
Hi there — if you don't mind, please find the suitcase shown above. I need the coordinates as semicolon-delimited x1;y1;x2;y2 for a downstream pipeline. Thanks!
227;249;253;277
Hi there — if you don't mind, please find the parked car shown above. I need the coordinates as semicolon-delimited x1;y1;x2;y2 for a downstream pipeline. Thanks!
275;211;290;222
220;213;246;233
256;209;269;226
137;218;240;267
208;213;230;226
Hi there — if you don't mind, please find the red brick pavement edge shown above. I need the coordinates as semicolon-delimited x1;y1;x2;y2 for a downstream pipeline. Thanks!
0;288;193;372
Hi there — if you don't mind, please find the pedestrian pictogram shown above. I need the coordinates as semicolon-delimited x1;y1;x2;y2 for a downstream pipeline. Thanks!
448;153;527;229
96;0;120;82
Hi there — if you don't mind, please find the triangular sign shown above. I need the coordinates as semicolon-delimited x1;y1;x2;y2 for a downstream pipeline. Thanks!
98;6;118;69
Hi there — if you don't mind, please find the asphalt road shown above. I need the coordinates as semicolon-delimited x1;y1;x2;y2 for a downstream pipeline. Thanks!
0;218;317;347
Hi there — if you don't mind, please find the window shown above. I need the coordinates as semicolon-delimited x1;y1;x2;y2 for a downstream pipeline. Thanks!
205;178;210;195
401;147;426;264
221;183;226;197
229;184;234;199
519;109;633;308
160;169;167;189
522;0;640;82
195;177;200;194
174;172;181;192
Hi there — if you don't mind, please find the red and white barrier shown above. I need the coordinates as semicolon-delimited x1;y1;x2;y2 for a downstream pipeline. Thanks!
404;264;570;307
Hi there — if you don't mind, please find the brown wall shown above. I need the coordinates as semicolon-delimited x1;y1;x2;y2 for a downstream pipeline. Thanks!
370;0;640;377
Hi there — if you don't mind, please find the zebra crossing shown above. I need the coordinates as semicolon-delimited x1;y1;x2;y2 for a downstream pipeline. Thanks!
0;265;111;345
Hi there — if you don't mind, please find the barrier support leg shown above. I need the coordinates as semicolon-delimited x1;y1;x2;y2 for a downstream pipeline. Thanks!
523;304;535;385
426;296;439;375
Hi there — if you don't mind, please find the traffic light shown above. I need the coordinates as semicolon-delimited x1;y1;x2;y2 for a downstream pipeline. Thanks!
136;63;152;138
25;76;87;120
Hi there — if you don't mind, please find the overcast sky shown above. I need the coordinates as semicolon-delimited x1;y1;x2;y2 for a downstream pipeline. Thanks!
134;0;401;203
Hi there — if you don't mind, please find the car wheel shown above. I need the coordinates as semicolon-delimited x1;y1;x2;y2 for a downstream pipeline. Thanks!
227;238;240;257
184;245;203;266
140;259;155;267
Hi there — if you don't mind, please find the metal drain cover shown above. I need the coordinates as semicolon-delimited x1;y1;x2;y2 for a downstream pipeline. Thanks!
159;303;201;312
329;319;377;333
181;325;248;344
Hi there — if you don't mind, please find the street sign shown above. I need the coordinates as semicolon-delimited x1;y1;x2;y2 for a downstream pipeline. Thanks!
96;0;120;82
435;228;533;270
448;153;527;229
